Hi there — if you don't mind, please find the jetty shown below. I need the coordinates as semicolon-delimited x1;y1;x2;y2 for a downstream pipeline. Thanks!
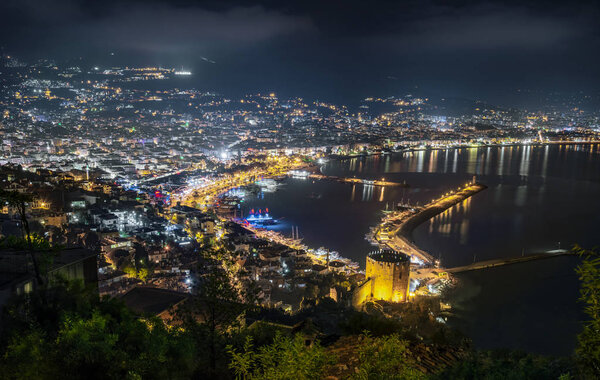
311;173;409;187
395;183;487;238
446;250;574;273
288;170;409;187
374;182;487;264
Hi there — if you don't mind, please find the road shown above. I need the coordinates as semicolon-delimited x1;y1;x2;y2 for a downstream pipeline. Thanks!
175;155;307;207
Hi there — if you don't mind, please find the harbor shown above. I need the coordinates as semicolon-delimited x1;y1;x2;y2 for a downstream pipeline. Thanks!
288;169;409;187
237;145;597;353
239;217;362;275
368;180;488;265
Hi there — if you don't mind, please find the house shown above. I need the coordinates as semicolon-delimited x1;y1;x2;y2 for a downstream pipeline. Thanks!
148;247;168;263
0;247;98;315
99;213;119;230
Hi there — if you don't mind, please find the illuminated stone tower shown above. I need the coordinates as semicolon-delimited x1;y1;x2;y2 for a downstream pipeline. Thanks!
366;249;410;303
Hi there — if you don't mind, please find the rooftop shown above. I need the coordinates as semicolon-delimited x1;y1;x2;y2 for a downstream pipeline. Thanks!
368;249;410;263
119;286;188;315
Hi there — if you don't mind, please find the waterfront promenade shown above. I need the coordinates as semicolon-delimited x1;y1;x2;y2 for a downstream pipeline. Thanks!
176;156;308;207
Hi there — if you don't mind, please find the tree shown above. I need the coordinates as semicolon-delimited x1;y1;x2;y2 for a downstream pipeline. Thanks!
137;267;149;283
227;333;330;380
306;284;320;300
123;265;137;278
352;334;424;380
1;328;54;379
0;190;44;285
0;281;198;380
122;265;150;283
430;350;575;380
83;231;101;252
176;261;254;376
49;226;67;246
574;245;600;378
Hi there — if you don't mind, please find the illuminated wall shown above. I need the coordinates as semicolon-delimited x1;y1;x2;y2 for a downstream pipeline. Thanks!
365;251;410;303
352;278;373;307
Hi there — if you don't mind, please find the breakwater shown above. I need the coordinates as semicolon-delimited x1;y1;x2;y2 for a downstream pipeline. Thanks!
446;250;573;273
309;173;409;187
396;183;487;238
384;183;487;264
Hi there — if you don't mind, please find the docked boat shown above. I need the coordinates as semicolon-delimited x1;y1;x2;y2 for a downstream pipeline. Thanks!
255;178;278;192
288;170;310;179
245;208;279;226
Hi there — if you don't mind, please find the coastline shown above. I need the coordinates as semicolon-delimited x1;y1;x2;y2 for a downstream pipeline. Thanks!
330;140;600;160
204;141;596;278
235;220;362;274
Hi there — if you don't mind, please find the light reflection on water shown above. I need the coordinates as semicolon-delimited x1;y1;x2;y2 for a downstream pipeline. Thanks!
244;143;600;266
244;144;600;355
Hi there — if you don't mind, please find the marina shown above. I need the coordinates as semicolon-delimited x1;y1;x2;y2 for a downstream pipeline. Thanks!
243;144;600;354
368;181;487;265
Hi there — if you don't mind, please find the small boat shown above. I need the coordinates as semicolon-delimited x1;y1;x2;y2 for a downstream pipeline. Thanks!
308;192;321;199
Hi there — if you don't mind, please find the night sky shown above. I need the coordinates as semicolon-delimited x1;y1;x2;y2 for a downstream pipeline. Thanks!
1;0;599;106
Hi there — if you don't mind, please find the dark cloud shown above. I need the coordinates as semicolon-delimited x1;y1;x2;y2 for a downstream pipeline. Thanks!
1;0;599;105
75;5;314;54
0;1;315;56
394;5;585;50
